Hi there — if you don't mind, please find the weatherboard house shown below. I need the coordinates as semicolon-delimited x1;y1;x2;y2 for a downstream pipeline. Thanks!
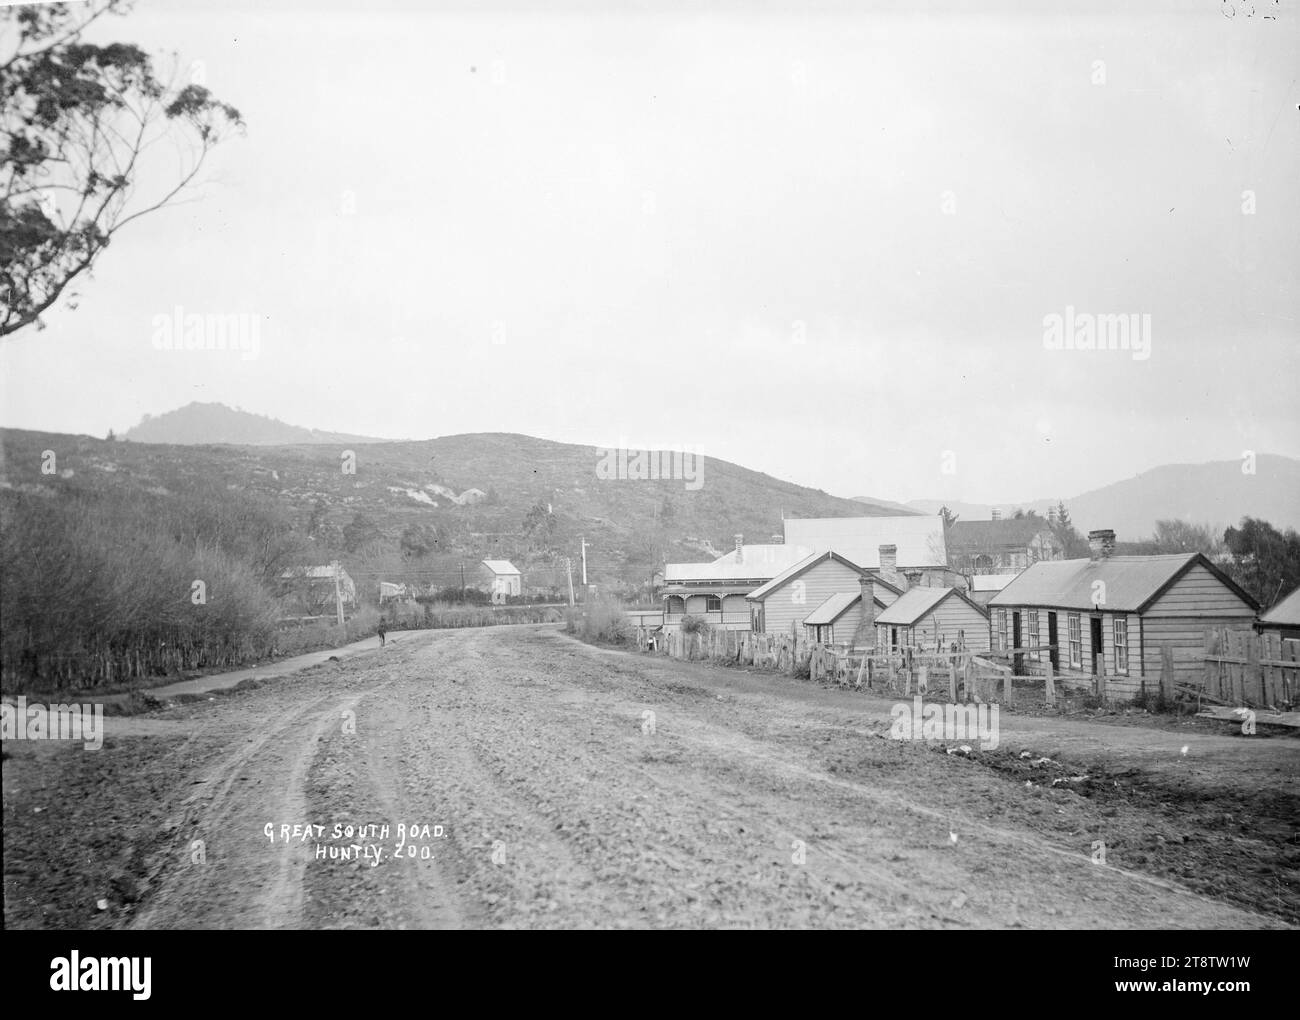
480;560;522;600
662;537;816;631
987;530;1259;689
744;550;904;643
874;586;991;652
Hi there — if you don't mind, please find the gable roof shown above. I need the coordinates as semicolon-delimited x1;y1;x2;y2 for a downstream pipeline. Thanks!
782;515;947;568
481;559;520;575
875;586;987;626
665;544;814;583
803;591;861;626
988;553;1259;614
968;573;1019;593
947;518;1055;554
1259;586;1300;627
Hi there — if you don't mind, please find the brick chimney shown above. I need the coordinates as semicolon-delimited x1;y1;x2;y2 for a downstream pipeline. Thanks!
858;573;879;642
734;533;743;564
1088;529;1116;560
903;569;923;589
991;508;1002;521
878;544;897;574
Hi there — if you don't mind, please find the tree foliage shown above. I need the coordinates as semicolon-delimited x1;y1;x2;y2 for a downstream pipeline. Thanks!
1223;517;1300;609
1;0;243;335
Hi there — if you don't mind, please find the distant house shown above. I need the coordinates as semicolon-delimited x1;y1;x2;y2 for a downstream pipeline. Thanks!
280;564;357;613
662;536;816;631
745;550;902;643
988;530;1259;686
378;582;413;604
965;573;1018;605
873;586;991;652
783;515;951;579
1257;586;1300;641
480;559;522;600
947;517;1065;574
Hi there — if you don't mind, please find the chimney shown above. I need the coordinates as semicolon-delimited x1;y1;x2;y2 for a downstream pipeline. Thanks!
878;544;897;574
991;508;1002;522
903;569;923;589
734;533;743;564
1088;529;1116;560
858;574;879;640
1046;506;1057;524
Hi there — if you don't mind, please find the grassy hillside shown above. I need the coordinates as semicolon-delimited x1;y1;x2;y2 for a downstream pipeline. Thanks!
0;425;911;597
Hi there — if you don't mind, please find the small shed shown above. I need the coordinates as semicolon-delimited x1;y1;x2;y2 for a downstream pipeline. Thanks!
480;559;522;599
1258;586;1300;641
874;586;991;652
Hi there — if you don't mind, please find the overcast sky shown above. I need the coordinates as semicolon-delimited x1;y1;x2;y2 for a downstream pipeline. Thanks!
1;0;1296;505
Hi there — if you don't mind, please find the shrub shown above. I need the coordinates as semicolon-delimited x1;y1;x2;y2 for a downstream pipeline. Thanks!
680;614;710;636
565;595;631;645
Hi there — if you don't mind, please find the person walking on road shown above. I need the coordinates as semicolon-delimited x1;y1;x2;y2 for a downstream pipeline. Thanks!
377;617;387;647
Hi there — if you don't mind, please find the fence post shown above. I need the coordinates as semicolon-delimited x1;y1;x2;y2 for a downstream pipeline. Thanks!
1160;643;1174;704
1044;657;1055;708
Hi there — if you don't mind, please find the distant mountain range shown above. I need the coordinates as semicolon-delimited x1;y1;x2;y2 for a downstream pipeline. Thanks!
906;455;1300;539
101;403;1300;548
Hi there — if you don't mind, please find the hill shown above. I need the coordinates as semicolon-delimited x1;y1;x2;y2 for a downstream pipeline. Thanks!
1;418;912;597
907;455;1300;538
121;402;389;446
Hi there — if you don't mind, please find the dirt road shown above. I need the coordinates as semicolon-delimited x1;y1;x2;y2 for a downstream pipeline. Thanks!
4;626;1295;928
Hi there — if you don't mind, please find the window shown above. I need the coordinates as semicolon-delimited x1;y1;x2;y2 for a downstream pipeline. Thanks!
995;609;1007;651
1027;611;1040;661
1113;617;1129;675
705;595;722;613
1067;613;1082;669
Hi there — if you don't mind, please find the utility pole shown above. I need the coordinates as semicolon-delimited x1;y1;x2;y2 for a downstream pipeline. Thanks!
565;557;575;607
460;561;465;601
332;560;345;628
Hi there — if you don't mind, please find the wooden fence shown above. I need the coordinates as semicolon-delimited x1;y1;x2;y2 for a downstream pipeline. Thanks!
1201;629;1298;709
636;626;1059;705
636;623;1299;712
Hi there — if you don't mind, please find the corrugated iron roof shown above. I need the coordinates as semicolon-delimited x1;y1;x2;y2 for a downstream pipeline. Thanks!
987;553;1255;613
782;515;947;567
802;591;861;626
481;559;520;574
875;586;955;626
665;544;814;582
1260;586;1300;627
660;585;756;597
948;518;1054;553
969;573;1019;592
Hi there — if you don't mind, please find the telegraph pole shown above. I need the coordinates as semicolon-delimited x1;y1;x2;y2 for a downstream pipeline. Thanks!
580;537;589;603
566;557;575;607
460;561;466;601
